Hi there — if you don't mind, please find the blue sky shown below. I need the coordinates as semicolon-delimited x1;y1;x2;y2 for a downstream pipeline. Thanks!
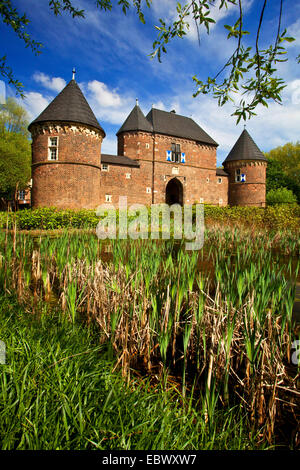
2;0;300;165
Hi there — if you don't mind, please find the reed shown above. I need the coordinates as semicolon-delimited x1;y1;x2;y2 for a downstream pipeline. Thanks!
0;225;299;447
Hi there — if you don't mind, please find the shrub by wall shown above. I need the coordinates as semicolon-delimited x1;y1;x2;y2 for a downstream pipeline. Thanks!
0;204;299;231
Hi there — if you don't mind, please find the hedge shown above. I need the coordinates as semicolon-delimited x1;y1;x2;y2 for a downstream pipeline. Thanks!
0;204;299;231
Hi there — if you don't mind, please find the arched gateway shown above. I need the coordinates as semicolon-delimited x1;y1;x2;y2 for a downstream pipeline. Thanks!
165;178;183;206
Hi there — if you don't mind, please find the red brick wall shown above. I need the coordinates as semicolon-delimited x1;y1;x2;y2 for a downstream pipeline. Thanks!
31;124;231;210
117;131;228;206
99;162;152;206
30;122;103;209
224;160;267;206
32;163;102;209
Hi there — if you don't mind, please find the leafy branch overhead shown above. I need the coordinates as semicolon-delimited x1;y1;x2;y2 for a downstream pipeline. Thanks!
0;0;298;121
151;0;297;122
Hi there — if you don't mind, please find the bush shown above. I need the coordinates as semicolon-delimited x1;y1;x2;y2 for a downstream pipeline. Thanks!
0;203;299;232
266;187;298;205
202;204;300;230
0;207;99;230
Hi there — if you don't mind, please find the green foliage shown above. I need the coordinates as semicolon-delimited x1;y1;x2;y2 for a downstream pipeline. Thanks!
0;0;42;96
150;1;298;122
1;1;298;120
0;97;31;199
202;204;300;230
0;0;151;96
0;294;263;450
266;187;297;206
0;227;299;448
0;97;30;135
266;142;300;203
0;207;99;230
1;204;299;231
266;158;300;202
266;142;300;186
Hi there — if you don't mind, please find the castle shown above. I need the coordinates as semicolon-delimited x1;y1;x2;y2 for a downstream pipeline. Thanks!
28;76;267;209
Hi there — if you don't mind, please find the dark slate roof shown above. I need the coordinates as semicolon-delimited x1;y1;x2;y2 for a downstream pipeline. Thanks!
116;104;153;135
101;154;140;167
28;79;105;135
146;108;218;146
216;168;228;176
223;129;267;164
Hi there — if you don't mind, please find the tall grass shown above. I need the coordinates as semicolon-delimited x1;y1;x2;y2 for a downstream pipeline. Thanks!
0;226;299;448
0;295;265;450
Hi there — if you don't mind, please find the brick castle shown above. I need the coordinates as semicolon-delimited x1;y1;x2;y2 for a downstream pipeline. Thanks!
28;76;267;209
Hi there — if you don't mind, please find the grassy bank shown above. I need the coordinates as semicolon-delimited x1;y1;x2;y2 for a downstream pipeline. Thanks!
0;295;264;450
0;227;299;449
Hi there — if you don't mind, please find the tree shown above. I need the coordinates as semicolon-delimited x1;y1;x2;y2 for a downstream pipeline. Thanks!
265;141;300;202
0;0;298;122
265;142;300;185
0;98;31;204
266;187;297;205
266;158;300;203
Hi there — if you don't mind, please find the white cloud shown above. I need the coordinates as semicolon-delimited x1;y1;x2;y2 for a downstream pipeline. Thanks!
84;80;137;125
87;81;122;108
290;80;300;105
33;72;66;93
152;0;254;44
23;92;50;120
286;18;300;47
162;72;300;166
152;100;166;110
101;135;118;155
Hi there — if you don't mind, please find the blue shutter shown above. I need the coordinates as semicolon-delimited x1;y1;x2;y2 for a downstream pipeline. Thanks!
181;153;186;163
166;150;172;161
241;174;246;182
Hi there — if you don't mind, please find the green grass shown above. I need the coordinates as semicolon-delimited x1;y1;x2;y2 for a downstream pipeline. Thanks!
0;225;299;449
0;295;266;450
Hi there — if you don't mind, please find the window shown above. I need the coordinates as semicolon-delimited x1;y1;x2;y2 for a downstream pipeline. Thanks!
171;143;181;163
218;177;222;184
48;136;58;160
19;190;26;200
146;143;150;149
125;173;131;179
105;194;112;202
146;187;151;194
101;164;109;171
235;169;246;182
219;198;223;205
206;177;210;183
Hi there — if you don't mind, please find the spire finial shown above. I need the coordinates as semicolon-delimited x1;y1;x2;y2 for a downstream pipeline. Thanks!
72;68;76;80
136;98;139;106
244;124;246;130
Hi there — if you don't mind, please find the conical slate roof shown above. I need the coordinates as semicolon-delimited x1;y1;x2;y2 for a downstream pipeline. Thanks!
223;129;266;164
116;103;153;135
28;79;105;135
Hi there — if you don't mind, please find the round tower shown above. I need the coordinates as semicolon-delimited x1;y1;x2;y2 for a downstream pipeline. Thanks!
116;99;153;159
28;73;105;210
223;129;267;207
